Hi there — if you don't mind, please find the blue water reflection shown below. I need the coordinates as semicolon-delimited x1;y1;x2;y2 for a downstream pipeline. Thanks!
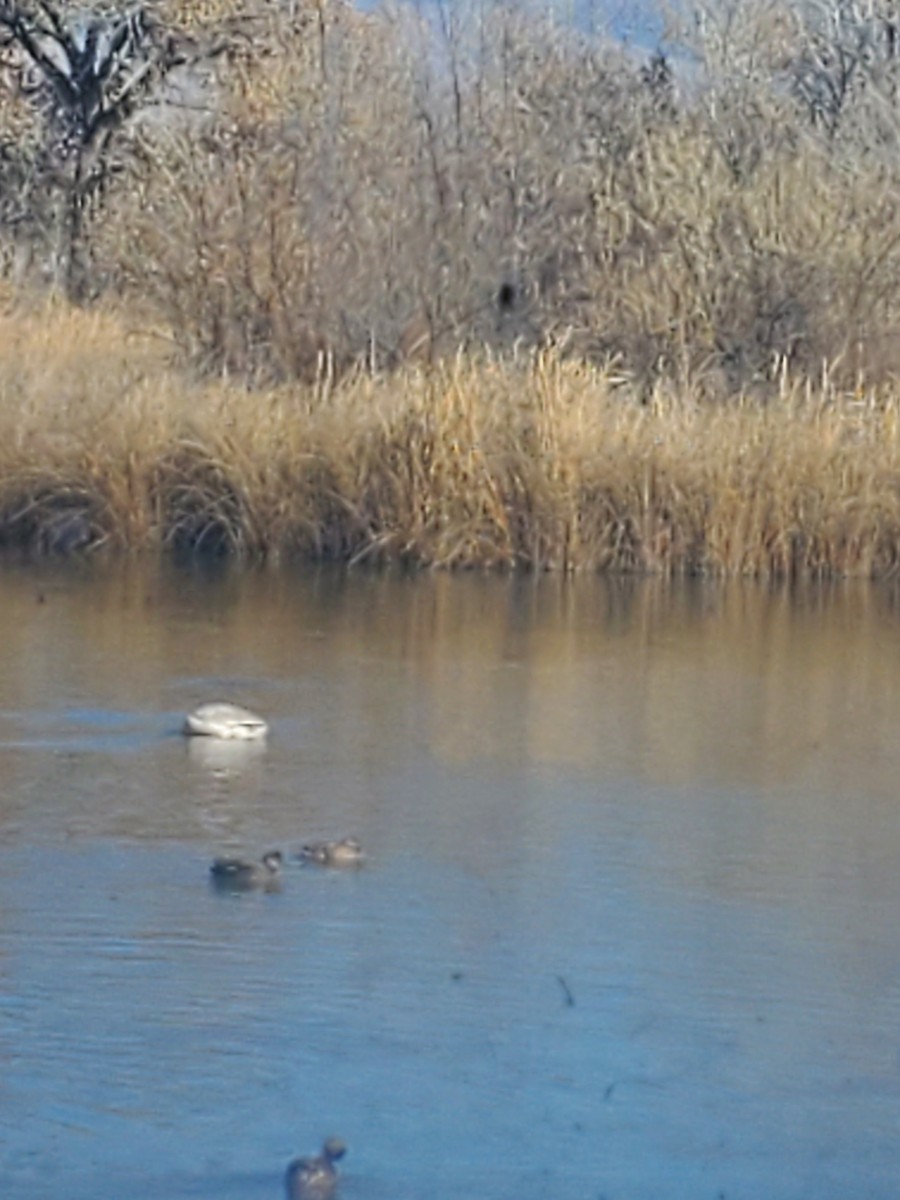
1;568;900;1198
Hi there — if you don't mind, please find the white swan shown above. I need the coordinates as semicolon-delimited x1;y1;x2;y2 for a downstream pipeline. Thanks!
182;701;269;740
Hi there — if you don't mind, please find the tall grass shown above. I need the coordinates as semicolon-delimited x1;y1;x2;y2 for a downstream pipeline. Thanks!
0;295;899;576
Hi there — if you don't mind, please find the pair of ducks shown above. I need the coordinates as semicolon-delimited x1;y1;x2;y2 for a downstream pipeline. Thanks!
210;838;365;890
286;1138;346;1200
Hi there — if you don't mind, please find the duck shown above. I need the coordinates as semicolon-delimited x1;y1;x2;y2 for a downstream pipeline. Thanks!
182;701;269;741
297;837;365;868
209;850;283;891
285;1138;347;1200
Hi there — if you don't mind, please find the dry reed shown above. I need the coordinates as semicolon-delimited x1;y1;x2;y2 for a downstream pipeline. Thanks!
0;297;898;577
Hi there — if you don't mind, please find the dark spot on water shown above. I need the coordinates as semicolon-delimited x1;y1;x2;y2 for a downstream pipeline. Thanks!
556;974;575;1006
604;1082;615;1101
451;970;464;981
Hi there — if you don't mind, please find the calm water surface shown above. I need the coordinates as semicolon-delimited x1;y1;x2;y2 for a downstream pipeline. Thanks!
2;563;900;1199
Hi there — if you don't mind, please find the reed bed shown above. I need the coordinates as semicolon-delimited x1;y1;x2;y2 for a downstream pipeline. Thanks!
1;298;899;577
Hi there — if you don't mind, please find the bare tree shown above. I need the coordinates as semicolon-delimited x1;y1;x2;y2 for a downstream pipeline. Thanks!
0;1;218;297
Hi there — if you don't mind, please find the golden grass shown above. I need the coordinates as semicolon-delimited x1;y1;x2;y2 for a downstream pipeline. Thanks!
1;297;899;577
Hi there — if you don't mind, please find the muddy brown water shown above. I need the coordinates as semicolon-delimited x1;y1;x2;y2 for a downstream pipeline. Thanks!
1;562;900;1199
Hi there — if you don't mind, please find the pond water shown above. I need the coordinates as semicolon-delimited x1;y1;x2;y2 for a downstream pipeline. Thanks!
2;562;900;1199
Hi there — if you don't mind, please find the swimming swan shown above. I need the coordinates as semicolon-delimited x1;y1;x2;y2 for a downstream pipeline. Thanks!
285;1138;347;1200
183;702;268;740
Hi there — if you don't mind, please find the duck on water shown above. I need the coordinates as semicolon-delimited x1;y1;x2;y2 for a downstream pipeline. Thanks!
285;1138;347;1200
210;851;283;891
297;838;365;868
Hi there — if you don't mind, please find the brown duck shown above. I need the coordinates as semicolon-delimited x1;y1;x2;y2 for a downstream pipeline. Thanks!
209;851;283;891
297;838;365;868
284;1138;347;1200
